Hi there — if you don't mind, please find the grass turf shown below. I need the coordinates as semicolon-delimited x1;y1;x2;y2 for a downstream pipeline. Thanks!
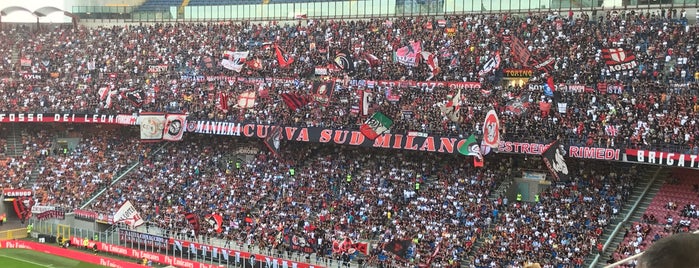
0;248;107;268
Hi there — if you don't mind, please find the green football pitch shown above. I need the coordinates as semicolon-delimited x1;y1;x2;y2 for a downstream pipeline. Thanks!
0;249;107;268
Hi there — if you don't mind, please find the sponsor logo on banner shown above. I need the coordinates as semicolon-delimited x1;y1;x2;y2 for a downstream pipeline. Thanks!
169;238;316;268
0;114;136;124
3;189;32;198
119;230;169;250
113;201;144;227
66;237;224;268
482;110;500;148
3;240;144;268
625;149;699;168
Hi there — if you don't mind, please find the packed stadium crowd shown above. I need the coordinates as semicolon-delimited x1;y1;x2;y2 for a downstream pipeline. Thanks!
88;135;508;267
0;10;695;153
0;7;698;268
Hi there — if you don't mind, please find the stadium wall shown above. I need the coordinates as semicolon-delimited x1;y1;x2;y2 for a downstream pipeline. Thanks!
68;0;699;24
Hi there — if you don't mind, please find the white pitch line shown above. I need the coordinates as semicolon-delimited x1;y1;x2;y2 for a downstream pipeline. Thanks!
0;254;54;267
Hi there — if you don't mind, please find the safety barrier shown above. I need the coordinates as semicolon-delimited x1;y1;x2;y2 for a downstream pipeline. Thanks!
0;228;27;241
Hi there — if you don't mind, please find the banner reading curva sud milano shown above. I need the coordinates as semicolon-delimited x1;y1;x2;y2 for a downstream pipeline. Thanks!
186;121;470;154
186;120;623;160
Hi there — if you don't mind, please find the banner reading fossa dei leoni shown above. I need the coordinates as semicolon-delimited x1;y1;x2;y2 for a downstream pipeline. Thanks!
0;113;137;125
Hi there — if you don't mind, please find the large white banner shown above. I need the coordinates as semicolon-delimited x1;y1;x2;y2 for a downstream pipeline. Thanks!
221;51;249;72
113;201;144;228
138;113;166;141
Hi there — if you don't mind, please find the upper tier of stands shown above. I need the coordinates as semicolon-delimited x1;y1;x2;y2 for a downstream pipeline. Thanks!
1;12;697;153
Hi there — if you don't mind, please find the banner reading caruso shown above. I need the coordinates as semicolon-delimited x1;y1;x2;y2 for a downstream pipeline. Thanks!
185;120;622;160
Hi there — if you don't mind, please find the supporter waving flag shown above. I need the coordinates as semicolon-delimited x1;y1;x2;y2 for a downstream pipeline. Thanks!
184;212;201;236
218;92;228;111
458;134;483;161
280;92;311;111
383;239;413;261
274;44;294;68
204;213;223;233
420;51;440;81
543;76;555;97
13;196;34;222
439;89;461;122
313;80;335;104
234;91;257;109
363;52;382;67
478;51;501;76
246;58;264;70
393;41;422;67
221;51;249;72
334;50;355;73
263;126;283;157
125;88;147;107
541;140;569;181
360;112;393;140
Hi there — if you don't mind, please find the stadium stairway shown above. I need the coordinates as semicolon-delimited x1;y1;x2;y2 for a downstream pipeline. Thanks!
584;166;668;268
463;173;515;266
6;127;25;157
78;142;172;210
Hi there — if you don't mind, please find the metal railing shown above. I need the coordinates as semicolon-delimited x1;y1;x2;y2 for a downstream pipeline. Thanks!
28;220;380;268
0;228;28;241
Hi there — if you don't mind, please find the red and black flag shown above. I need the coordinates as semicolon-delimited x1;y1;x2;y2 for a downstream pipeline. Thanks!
334;50;355;74
313;80;335;104
541;140;570;181
204;213;223;233
280;93;311;111
125;88;146;107
13;197;34;221
275;44;294;68
384;239;413;261
184;212;201;235
263;126;283;157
